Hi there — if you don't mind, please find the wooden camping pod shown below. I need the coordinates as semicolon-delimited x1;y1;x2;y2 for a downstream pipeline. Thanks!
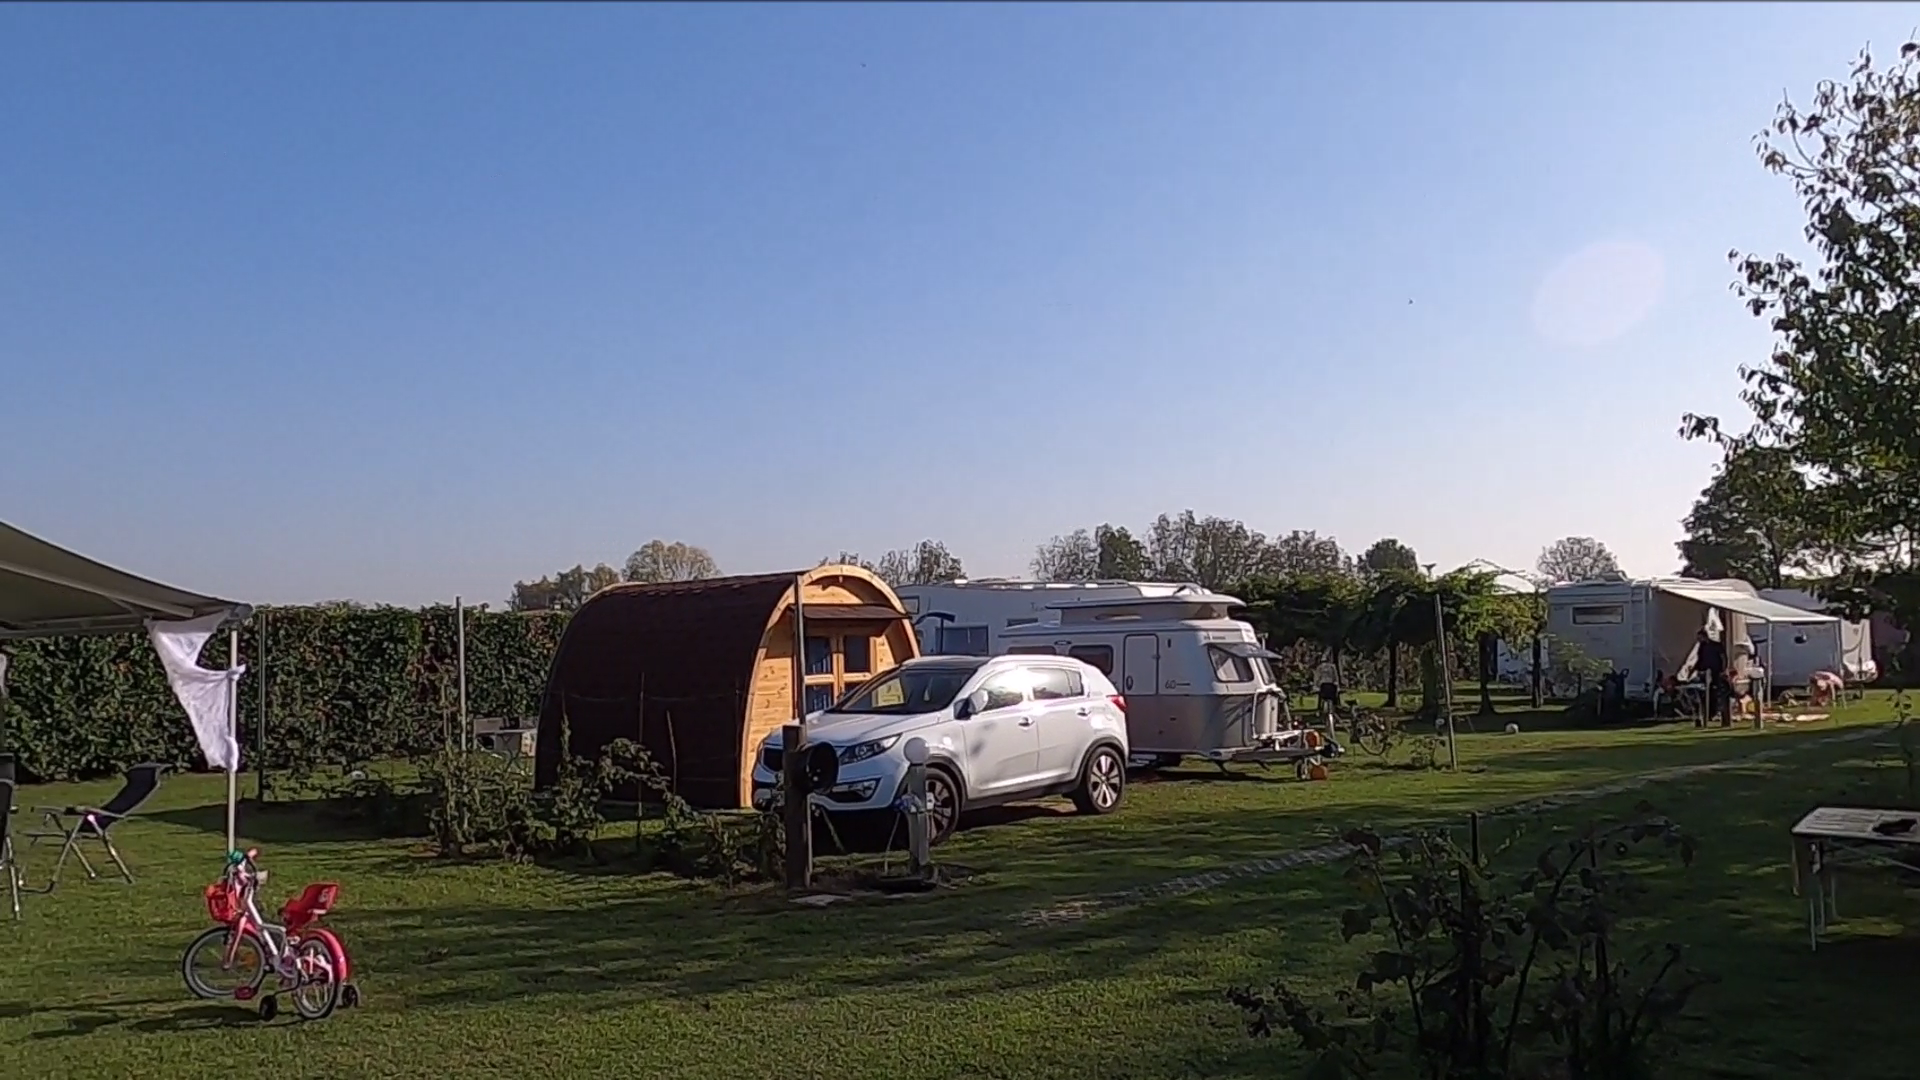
532;564;920;809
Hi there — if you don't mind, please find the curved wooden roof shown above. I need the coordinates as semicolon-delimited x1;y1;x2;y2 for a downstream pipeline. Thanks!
553;572;800;704
533;564;908;805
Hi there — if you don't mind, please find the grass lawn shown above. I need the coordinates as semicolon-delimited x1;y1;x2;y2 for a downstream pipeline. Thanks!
7;694;1920;1078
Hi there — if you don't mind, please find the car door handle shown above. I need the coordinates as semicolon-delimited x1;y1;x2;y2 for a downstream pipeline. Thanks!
1075;707;1091;716
1018;717;1035;727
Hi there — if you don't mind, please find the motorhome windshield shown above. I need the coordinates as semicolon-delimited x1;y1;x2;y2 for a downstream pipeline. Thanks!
830;661;986;715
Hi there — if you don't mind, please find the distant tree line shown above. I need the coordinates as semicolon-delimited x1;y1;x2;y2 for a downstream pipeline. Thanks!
509;539;722;612
503;516;1629;714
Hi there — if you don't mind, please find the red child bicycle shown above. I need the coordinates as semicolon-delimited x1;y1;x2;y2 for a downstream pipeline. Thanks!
180;847;361;1021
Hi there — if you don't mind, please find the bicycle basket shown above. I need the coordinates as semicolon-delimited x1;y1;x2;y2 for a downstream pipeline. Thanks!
204;882;241;924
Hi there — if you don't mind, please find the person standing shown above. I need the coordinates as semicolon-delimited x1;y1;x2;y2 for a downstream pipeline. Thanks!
1694;628;1732;728
1314;655;1342;727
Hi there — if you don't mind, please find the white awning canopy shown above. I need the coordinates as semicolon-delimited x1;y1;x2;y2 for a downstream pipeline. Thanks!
1651;580;1838;624
0;520;251;640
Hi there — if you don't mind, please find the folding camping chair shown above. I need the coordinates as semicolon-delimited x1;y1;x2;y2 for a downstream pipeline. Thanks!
26;762;165;887
1;755;20;918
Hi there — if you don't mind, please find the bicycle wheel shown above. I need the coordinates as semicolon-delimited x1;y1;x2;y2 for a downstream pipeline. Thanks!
182;926;267;1000
288;938;340;1021
1351;715;1394;756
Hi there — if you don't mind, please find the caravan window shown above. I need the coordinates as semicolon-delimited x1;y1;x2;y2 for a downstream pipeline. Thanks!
1067;644;1114;674
1571;605;1624;625
937;624;990;656
1005;616;1039;627
1208;645;1254;683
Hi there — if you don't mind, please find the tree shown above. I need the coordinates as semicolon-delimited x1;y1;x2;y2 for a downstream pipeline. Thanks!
1263;530;1350;579
1456;582;1542;716
1243;572;1368;670
1683;41;1920;625
1535;537;1620;584
1676;444;1824;587
1031;530;1099;582
509;563;621;612
1142;511;1276;590
1358;538;1421;577
842;540;966;587
1032;524;1155;582
1092;524;1151;580
1353;569;1426;707
623;540;720;584
1145;511;1201;583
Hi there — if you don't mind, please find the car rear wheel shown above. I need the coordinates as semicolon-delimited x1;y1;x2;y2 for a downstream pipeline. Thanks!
1071;745;1126;815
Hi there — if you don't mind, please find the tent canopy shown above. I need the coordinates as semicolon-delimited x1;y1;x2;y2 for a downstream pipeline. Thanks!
1652;580;1838;625
0;521;251;640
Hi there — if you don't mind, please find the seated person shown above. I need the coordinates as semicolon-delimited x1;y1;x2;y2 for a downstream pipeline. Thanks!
1809;669;1844;707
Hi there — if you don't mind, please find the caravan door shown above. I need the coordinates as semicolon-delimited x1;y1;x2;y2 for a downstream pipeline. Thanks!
1121;634;1160;696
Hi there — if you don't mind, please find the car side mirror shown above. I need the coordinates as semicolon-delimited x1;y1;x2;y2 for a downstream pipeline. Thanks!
953;695;977;720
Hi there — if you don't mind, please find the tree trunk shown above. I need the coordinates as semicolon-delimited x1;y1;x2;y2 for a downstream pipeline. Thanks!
1530;632;1544;708
1418;645;1442;722
1384;638;1400;708
1477;632;1496;715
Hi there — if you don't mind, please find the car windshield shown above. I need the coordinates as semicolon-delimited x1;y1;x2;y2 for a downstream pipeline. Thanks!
830;661;986;715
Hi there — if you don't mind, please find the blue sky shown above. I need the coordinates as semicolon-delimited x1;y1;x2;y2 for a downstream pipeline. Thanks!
3;2;1911;605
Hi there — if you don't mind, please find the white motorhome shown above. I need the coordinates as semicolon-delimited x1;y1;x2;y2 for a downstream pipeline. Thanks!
894;579;1206;658
1756;587;1878;686
997;591;1288;761
1544;576;1839;700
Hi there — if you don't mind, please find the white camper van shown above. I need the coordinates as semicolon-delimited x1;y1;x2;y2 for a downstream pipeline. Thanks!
997;591;1295;763
1756;588;1878;686
1544;576;1840;701
894;579;1205;658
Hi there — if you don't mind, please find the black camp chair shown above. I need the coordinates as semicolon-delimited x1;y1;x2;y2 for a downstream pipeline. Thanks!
26;762;165;887
1;755;19;918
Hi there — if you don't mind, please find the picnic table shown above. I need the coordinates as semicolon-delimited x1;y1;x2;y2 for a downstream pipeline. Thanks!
1790;806;1920;950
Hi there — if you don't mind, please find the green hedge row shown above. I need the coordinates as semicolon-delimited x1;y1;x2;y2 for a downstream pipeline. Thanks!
0;605;569;784
0;598;1516;786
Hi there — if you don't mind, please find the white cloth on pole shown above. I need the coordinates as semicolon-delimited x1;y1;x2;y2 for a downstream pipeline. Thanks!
147;613;244;772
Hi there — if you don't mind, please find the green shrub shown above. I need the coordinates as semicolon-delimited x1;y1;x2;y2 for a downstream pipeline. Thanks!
0;604;568;784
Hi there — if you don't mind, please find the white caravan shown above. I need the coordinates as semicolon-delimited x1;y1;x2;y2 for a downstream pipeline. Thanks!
1756;588;1878;686
996;591;1296;763
894;579;1206;658
1544;576;1839;701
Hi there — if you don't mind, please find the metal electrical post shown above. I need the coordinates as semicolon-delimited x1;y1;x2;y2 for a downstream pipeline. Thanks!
782;576;813;890
1434;592;1459;771
903;737;932;878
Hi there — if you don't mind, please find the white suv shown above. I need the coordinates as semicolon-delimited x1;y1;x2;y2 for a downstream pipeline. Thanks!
750;654;1130;845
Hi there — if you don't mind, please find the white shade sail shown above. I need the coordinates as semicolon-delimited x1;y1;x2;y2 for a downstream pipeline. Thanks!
0;520;250;639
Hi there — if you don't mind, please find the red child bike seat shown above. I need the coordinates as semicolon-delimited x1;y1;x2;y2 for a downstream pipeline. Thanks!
280;882;340;934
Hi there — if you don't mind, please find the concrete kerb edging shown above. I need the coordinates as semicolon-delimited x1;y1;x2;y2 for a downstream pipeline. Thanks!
1010;723;1896;929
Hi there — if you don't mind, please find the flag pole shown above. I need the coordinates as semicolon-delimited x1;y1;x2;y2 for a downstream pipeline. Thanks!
226;627;240;854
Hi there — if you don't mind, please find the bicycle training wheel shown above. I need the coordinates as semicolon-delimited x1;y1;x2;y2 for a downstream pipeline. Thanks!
288;938;340;1021
182;926;268;1000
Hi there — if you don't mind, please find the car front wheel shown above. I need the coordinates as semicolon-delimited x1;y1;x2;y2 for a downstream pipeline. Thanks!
1071;745;1126;815
923;767;962;846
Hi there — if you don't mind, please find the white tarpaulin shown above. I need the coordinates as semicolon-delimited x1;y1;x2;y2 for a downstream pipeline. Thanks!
147;613;244;772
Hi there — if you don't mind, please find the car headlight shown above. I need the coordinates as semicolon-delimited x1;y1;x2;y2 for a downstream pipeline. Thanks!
838;735;901;764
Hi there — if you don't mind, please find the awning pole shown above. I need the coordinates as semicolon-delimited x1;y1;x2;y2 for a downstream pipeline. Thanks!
226;628;240;854
456;596;468;751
